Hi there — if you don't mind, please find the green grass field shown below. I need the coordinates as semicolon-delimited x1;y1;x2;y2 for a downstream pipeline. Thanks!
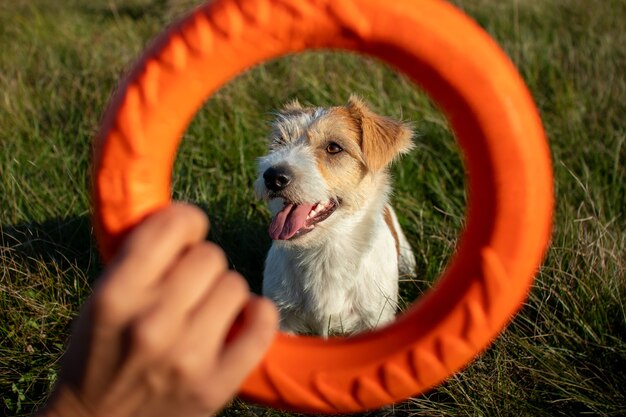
1;0;624;415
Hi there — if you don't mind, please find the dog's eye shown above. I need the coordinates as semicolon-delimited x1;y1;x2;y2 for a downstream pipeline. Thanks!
326;142;343;154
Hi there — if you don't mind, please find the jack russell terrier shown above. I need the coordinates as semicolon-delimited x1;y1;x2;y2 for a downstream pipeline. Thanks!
255;96;416;336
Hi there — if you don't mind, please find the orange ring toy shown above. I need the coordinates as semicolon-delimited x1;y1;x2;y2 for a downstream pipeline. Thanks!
92;0;553;413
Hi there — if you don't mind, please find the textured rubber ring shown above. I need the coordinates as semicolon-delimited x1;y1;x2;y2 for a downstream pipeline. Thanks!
92;0;553;413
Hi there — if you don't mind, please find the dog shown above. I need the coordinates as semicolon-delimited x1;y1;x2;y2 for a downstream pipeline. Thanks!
254;96;417;337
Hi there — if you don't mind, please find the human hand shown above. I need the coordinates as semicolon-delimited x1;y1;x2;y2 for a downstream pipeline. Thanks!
40;204;278;417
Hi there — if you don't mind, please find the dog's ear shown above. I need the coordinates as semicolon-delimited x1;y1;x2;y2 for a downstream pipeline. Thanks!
346;95;414;172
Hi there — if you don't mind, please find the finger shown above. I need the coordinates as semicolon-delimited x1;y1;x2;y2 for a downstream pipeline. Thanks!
121;243;229;361
154;241;229;317
210;297;277;394
110;203;210;287
167;272;251;372
189;271;251;354
93;203;209;326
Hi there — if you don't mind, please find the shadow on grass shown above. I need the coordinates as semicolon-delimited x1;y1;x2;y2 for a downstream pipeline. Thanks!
78;0;170;22
1;204;269;292
1;216;98;416
1;215;101;284
194;200;271;295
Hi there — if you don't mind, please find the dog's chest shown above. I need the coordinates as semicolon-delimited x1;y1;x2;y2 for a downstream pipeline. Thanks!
263;212;400;334
267;223;396;306
299;246;363;314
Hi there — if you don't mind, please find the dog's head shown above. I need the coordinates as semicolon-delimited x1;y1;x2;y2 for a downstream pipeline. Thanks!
254;95;413;245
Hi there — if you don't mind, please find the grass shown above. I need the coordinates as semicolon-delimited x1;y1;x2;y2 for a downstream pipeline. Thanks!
1;0;624;415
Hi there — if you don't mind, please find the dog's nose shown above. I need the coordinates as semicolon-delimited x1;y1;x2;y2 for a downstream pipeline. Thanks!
263;166;292;192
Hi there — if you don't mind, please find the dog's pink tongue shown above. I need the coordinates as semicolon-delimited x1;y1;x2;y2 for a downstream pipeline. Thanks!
269;203;315;240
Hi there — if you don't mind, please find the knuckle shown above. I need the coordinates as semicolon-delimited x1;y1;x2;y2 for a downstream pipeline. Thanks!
254;321;277;350
220;272;250;297
127;205;208;251
130;316;167;357
159;205;189;226
163;204;208;234
171;203;207;222
170;354;201;383
235;300;278;352
148;209;189;240
255;301;279;344
190;242;228;271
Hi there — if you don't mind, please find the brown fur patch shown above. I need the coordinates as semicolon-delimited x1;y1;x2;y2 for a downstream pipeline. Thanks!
346;95;414;172
308;108;367;192
384;206;400;258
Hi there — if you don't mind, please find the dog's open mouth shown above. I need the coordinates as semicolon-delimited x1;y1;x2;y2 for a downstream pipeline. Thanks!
269;200;338;240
